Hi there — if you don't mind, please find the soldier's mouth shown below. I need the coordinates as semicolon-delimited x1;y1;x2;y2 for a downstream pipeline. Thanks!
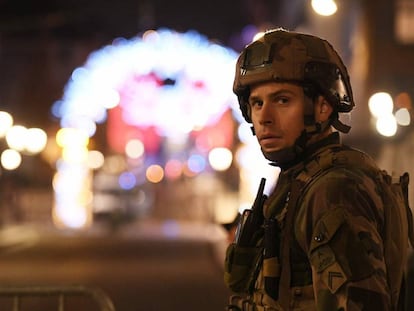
259;135;283;148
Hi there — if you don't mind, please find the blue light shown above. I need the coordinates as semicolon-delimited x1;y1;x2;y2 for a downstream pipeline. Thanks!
51;101;63;118
118;172;137;190
187;154;206;173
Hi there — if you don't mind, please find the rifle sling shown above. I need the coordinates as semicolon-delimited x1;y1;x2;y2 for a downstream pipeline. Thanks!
278;179;303;310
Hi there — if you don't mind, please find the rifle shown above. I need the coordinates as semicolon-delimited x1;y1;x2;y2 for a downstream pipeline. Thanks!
235;178;267;247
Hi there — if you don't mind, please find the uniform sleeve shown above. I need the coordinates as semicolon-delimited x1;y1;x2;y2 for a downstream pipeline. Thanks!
295;168;391;311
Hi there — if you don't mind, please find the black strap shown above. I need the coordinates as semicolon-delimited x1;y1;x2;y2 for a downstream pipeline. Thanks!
278;179;303;310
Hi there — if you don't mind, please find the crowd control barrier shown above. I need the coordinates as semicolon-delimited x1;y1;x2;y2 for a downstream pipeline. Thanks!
0;285;116;311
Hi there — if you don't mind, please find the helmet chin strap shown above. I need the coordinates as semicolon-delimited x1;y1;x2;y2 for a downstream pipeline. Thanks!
257;97;332;168
331;117;351;133
261;130;307;169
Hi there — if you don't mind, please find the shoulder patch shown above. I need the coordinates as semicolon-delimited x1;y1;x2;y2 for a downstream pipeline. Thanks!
309;207;346;253
321;262;348;293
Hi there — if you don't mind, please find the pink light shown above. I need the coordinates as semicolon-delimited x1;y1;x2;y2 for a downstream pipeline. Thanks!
165;159;183;180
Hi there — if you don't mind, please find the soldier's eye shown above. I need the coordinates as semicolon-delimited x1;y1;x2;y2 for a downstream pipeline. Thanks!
277;97;289;105
249;99;263;108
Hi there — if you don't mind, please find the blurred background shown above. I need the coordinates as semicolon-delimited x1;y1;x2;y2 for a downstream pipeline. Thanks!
0;0;413;310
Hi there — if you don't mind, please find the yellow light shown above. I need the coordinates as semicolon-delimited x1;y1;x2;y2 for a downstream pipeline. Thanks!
25;128;48;154
53;203;89;229
56;128;89;148
52;167;93;229
62;146;89;163
0;111;13;138
208;147;233;171
146;164;164;183
368;92;394;118
376;115;397;137
311;0;338;16
125;139;145;159
1;149;22;170
87;150;105;169
6;125;27;151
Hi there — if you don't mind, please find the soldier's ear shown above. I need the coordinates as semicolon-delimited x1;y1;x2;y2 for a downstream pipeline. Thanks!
315;96;333;122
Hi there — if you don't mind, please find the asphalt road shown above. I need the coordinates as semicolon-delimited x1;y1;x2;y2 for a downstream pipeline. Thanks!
0;220;232;311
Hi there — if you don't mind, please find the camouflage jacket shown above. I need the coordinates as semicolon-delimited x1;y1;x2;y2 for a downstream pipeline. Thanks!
249;133;409;311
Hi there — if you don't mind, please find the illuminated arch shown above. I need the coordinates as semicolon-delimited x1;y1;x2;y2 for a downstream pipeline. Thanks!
52;28;240;228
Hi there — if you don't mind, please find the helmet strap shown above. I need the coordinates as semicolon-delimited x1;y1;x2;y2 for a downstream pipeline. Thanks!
331;118;351;133
262;130;307;169
304;118;332;136
303;96;322;136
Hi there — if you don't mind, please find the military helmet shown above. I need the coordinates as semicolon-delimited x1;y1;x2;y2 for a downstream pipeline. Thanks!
233;28;354;127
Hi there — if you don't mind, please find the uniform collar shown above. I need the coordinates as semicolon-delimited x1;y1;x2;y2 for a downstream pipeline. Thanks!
277;132;341;174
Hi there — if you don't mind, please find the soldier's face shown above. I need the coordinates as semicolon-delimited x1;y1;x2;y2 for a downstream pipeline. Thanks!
248;81;305;154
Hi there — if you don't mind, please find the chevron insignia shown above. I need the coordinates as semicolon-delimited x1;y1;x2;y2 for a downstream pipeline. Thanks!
328;271;344;288
321;262;347;293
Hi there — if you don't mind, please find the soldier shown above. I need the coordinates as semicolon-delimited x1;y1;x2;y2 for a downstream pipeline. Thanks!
224;28;413;310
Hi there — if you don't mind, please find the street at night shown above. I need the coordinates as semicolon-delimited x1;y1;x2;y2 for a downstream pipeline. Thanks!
0;1;414;311
0;220;231;311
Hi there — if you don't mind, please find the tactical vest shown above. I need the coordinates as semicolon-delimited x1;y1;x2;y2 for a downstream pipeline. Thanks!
225;144;414;311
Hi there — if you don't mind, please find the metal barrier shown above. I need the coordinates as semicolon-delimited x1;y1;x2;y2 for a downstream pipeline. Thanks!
0;285;116;311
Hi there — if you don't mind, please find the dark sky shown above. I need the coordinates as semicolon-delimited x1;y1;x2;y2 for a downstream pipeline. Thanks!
0;0;305;128
0;1;246;41
0;0;304;45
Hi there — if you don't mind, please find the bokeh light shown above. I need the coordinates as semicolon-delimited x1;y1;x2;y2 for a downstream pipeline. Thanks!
52;28;240;228
62;146;89;164
165;159;183;180
1;149;22;170
25;128;48;154
53;204;89;229
119;172;137;190
52;163;92;229
6;125;27;151
395;108;411;126
376;114;398;137
311;0;338;16
54;29;237;137
146;164;164;183
208;147;233;171
0;111;13;138
187;154;206;174
368;92;402;137
56;128;89;148
368;92;394;118
125;139;145;159
87;150;105;169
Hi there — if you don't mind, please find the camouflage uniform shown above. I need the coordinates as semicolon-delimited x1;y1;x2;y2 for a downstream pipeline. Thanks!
226;132;411;311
